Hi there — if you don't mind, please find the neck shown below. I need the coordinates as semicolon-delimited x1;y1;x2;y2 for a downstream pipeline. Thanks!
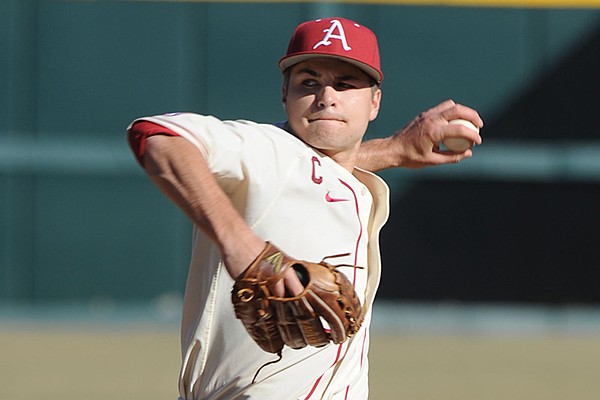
281;121;359;173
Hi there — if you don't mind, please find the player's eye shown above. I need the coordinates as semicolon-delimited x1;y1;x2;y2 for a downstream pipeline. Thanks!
336;81;357;90
302;79;319;88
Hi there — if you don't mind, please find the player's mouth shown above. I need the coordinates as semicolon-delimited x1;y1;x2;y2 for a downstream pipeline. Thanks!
307;115;346;123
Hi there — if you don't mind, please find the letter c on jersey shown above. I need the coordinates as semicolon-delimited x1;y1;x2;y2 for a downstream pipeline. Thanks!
311;156;323;184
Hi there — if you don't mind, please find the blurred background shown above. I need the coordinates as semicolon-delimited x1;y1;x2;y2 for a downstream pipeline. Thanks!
2;0;600;399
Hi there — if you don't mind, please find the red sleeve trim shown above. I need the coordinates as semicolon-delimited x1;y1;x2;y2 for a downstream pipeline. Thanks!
127;120;180;165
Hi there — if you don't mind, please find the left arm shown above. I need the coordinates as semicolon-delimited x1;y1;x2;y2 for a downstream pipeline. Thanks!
357;100;483;172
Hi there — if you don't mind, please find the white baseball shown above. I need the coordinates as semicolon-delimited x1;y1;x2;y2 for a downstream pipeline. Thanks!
443;119;479;152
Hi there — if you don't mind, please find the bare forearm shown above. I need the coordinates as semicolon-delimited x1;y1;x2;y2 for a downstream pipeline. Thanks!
143;135;264;276
356;137;402;171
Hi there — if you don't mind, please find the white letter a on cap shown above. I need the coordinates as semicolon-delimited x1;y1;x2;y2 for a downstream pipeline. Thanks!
313;19;352;51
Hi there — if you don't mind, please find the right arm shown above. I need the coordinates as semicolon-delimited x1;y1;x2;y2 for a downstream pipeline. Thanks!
143;134;263;278
138;133;303;294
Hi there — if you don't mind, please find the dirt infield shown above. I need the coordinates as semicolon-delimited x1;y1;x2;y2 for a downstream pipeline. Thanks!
2;326;600;400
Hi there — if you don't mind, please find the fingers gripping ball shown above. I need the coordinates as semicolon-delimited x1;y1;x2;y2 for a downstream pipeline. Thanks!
443;119;479;153
231;243;364;354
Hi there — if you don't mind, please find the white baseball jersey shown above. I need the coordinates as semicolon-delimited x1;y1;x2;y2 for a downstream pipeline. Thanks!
130;113;390;400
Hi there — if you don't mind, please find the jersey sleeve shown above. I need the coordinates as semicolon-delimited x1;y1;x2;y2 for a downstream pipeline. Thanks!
126;113;302;197
127;120;180;165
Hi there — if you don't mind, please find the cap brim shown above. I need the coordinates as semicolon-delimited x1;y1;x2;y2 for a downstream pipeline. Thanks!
279;53;382;84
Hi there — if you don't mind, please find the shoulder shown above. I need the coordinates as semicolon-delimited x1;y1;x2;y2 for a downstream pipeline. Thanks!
130;114;311;160
134;114;303;147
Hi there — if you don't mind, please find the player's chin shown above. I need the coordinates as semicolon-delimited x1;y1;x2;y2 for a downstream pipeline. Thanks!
305;121;348;139
303;134;346;152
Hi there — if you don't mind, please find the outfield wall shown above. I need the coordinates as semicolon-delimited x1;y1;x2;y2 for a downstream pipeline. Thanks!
1;1;599;304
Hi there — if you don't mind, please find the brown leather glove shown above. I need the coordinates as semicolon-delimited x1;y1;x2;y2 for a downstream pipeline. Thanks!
231;242;364;354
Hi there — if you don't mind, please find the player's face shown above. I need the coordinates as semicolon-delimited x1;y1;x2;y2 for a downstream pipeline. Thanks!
282;58;381;169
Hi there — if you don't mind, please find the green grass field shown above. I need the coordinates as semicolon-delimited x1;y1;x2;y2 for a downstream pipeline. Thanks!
2;325;600;400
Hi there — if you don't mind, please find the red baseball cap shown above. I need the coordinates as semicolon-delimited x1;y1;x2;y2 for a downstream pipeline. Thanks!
279;17;383;84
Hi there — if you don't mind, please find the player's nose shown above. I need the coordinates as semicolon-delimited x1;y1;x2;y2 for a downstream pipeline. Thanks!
316;85;338;109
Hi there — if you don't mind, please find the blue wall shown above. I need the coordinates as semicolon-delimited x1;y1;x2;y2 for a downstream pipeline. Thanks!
2;1;599;304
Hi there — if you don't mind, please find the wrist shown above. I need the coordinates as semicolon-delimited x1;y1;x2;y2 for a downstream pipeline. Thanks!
220;232;266;278
382;135;405;169
368;135;405;170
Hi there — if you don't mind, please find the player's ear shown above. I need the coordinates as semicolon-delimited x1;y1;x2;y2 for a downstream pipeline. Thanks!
369;87;382;121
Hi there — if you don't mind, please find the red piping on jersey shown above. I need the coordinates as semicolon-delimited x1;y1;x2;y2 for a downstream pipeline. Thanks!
303;344;345;400
338;178;363;273
360;327;368;366
304;178;363;399
345;326;370;397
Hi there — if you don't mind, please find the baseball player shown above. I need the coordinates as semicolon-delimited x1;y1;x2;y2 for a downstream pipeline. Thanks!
127;17;482;400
